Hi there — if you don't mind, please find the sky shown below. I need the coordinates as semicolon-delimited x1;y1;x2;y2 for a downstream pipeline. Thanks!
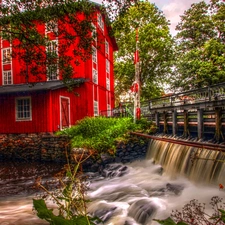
94;0;210;36
150;0;210;35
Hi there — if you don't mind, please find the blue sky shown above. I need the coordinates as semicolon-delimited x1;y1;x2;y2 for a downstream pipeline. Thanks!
94;0;210;35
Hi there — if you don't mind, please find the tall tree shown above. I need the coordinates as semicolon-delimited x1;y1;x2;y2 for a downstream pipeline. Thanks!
113;0;174;101
0;0;136;87
172;0;225;91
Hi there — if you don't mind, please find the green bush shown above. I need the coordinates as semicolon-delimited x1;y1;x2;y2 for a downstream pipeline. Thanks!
58;117;153;153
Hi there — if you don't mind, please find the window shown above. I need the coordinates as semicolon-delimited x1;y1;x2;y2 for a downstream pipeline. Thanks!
46;40;58;80
106;59;110;73
92;46;97;64
93;68;98;84
47;40;58;55
16;97;32;121
92;23;97;43
45;20;58;34
106;77;110;90
3;70;12;85
2;48;11;64
97;14;104;31
105;40;109;56
94;100;98;116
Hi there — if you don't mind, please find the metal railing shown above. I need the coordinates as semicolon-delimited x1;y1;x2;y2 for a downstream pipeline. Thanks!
100;82;225;118
148;82;225;110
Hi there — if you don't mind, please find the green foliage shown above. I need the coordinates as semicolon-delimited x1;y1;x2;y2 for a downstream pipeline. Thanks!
58;117;153;153
172;0;225;91
33;152;100;225
113;1;174;101
0;0;136;86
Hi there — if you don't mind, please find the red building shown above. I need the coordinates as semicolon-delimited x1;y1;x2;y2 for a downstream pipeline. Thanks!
0;7;117;134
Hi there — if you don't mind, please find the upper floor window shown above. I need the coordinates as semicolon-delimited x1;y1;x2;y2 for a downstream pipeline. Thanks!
92;23;97;43
47;40;58;55
46;40;58;80
106;77;110;90
93;68;98;84
16;97;32;121
2;48;11;64
3;70;12;85
92;46;97;64
105;40;109;56
45;20;58;34
106;59;110;73
97;14;104;31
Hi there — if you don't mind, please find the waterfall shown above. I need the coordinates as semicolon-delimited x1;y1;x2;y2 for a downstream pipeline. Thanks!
0;139;225;225
146;139;225;185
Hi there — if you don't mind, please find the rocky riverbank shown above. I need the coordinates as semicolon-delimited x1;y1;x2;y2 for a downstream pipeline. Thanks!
0;133;149;172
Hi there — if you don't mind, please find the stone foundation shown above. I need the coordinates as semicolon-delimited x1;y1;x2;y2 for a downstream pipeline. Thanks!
0;133;149;172
0;133;70;162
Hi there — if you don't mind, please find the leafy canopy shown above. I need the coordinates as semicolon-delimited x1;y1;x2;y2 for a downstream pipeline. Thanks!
0;0;137;87
171;0;225;91
113;1;174;101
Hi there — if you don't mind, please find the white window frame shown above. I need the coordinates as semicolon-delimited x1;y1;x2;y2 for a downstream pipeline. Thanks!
15;97;32;121
105;40;109;56
93;68;98;84
106;77;110;90
92;23;97;43
3;70;12;85
92;46;97;64
106;59;110;73
46;40;59;80
2;48;11;64
94;100;99;116
97;14;104;31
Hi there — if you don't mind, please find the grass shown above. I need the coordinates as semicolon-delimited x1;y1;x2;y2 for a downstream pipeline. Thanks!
57;117;154;154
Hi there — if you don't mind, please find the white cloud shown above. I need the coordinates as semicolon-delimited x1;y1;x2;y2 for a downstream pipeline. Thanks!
93;0;210;36
151;0;210;35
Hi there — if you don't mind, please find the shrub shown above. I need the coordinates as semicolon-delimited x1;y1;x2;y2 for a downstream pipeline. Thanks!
58;117;153;153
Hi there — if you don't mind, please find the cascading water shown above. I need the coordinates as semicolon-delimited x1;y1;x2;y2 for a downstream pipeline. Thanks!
0;139;225;225
146;139;225;185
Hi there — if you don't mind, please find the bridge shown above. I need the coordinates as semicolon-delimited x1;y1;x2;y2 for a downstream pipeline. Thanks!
101;82;225;142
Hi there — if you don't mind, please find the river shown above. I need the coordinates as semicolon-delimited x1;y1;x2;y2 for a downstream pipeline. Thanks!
0;140;225;225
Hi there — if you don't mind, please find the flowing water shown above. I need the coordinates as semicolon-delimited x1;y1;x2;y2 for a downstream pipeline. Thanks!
0;140;225;225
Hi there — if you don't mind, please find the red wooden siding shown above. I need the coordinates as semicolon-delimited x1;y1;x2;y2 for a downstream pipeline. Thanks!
0;8;117;134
